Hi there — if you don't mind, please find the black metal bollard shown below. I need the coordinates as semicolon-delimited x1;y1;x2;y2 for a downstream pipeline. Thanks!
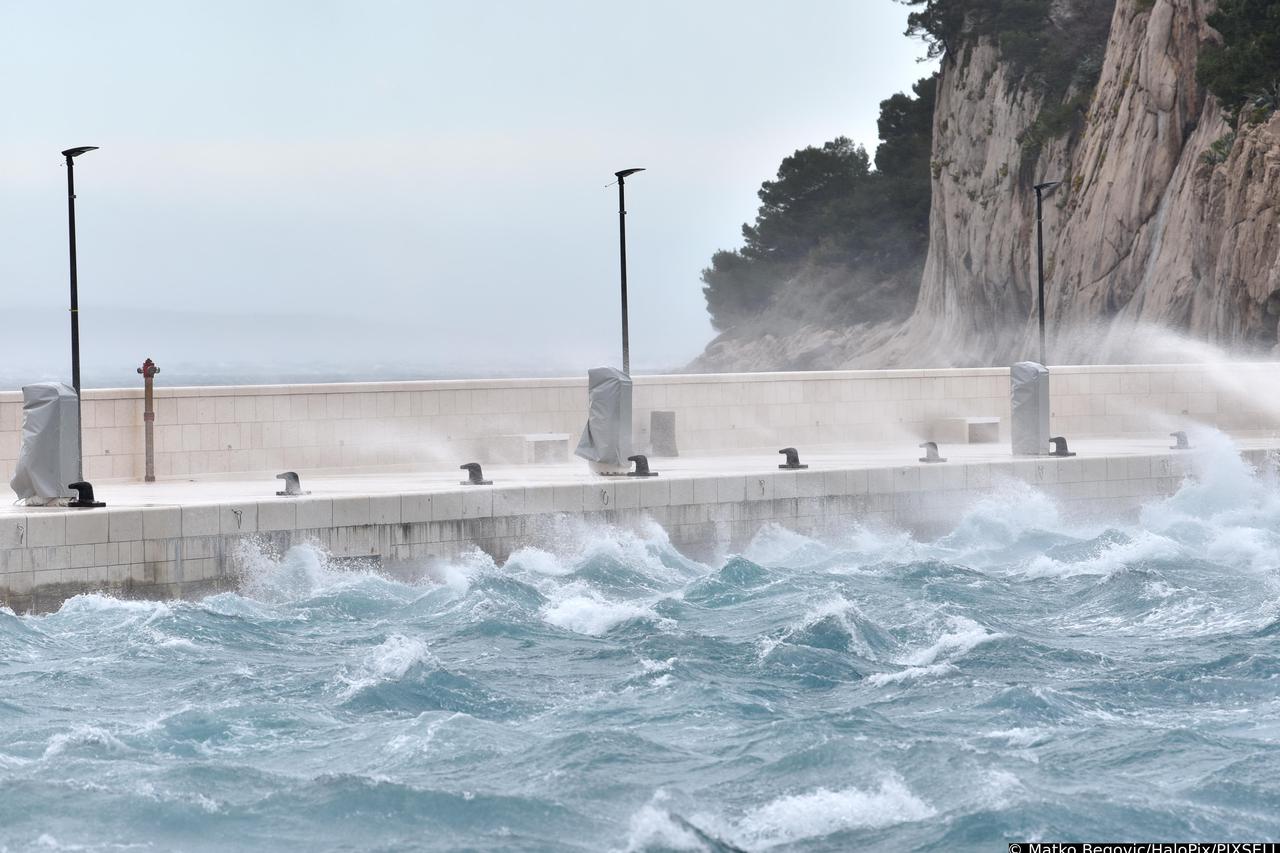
1048;436;1076;457
626;454;658;477
918;442;947;463
777;447;808;470
276;471;308;496
460;463;492;485
68;481;105;508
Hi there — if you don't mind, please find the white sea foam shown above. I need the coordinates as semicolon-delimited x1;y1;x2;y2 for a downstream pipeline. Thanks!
577;527;694;586
735;777;936;848
902;615;1000;666
846;522;922;562
978;768;1026;809
506;546;574;577
1142;428;1263;531
366;635;434;680
429;558;479;596
128;779;224;814
786;595;856;635
985;727;1050;748
624;802;704;852
152;634;200;651
420;548;500;597
55;593;171;617
384;712;466;757
639;656;676;674
337;634;436;699
778;594;894;660
802;595;860;623
867;662;956;686
0;751;33;769
758;597;878;663
754;634;782;662
236;541;338;601
520;518;690;579
43;724;131;759
541;592;652;636
1204;525;1280;573
634;656;677;688
1022;531;1182;579
743;523;826;566
945;478;1062;547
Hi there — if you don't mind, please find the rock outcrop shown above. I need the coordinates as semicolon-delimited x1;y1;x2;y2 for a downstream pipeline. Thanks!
693;0;1280;371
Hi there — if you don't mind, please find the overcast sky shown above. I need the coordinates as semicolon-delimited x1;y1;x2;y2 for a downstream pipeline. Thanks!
1;1;932;386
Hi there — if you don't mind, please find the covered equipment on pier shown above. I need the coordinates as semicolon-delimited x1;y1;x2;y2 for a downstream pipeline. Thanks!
1010;361;1051;456
575;367;633;468
10;383;80;503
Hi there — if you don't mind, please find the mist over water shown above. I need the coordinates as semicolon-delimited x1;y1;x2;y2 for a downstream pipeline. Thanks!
3;435;1280;851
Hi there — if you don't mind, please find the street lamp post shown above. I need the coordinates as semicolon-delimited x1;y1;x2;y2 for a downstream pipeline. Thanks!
614;167;644;375
1033;180;1061;366
62;145;103;507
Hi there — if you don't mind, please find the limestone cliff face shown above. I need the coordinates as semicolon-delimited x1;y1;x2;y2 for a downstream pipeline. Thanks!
693;0;1280;371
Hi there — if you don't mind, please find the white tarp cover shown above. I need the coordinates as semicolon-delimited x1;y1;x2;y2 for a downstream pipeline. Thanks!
9;383;79;501
1010;361;1050;456
574;367;633;465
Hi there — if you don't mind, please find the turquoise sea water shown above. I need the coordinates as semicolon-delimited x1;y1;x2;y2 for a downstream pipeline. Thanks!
2;433;1279;852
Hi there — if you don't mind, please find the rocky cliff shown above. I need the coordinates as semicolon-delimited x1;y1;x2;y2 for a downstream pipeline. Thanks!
693;0;1280;371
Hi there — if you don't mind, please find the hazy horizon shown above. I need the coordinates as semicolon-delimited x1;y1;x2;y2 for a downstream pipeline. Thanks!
1;1;932;387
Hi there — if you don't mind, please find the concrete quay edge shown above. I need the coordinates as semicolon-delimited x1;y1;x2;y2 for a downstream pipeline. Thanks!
3;441;1272;614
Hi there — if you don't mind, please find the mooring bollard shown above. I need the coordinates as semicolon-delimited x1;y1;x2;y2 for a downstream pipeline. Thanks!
778;447;807;470
1048;436;1076;457
1170;431;1191;450
137;358;160;483
918;441;947;463
276;471;308;496
626;454;658;477
68;481;105;508
460;462;492;485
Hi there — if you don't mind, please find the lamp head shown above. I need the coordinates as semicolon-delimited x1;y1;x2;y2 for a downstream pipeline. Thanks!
614;167;645;180
61;146;98;159
1034;180;1062;193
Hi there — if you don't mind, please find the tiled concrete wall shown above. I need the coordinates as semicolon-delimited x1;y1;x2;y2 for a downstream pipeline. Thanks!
2;364;1277;484
1;447;1244;613
1045;364;1280;437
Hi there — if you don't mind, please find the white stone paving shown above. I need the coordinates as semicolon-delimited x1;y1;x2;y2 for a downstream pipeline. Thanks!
4;435;1274;514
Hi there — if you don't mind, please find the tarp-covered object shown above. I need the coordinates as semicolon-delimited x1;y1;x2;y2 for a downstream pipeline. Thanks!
10;383;79;501
575;367;633;465
1010;361;1050;456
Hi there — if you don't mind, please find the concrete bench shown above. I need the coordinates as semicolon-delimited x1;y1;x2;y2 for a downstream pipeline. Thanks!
488;433;573;464
933;416;1000;444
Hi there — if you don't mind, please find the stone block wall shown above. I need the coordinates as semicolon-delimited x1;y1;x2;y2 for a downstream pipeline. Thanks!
2;364;1277;485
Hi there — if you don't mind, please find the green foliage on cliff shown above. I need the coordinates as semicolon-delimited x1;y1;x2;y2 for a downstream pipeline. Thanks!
904;0;1110;86
1197;0;1280;123
905;0;1055;66
903;0;1113;151
701;76;937;332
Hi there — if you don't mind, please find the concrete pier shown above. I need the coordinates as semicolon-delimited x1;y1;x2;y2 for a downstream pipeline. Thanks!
4;436;1275;613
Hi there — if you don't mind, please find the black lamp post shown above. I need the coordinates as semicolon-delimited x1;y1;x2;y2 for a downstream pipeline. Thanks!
1033;180;1061;366
62;145;104;507
614;167;644;375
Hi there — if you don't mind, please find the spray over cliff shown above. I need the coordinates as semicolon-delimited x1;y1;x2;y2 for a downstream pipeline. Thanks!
692;0;1280;371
